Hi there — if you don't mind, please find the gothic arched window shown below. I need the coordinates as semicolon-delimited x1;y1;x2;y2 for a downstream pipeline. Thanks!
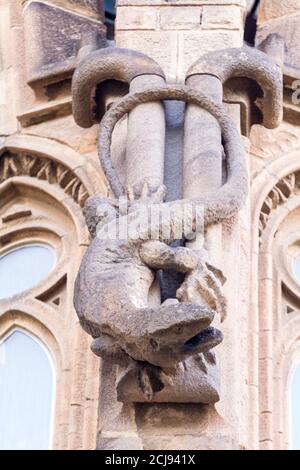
0;330;55;450
0;142;98;449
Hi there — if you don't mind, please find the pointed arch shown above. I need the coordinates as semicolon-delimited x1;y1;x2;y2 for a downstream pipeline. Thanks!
250;146;300;449
0;135;101;449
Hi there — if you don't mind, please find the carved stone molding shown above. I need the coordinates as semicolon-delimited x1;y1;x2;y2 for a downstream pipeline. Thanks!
259;171;300;237
257;182;300;449
0;151;89;207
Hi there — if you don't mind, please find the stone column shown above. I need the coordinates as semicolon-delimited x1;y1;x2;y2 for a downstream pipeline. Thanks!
126;74;166;196
183;75;223;266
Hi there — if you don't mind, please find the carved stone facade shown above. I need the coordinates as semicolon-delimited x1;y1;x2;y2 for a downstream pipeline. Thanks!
1;0;300;451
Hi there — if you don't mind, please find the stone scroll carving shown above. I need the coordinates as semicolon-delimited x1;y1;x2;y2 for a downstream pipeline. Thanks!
72;44;282;403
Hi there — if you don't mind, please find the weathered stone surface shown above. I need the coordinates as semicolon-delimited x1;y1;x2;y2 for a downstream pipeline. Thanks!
202;5;243;30
178;30;243;79
258;0;300;24
74;188;225;402
93;83;247;203
67;0;104;17
23;0;104;19
117;353;220;403
160;6;202;30
186;44;283;129
72;50;256;407
72;38;282;408
116;30;178;81
24;1;107;85
257;16;300;78
74;189;226;350
127;74;166;196
116;6;158;30
135;403;240;449
22;115;98;154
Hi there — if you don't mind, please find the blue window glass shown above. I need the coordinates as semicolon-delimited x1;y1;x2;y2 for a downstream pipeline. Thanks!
0;245;55;299
105;0;116;16
0;330;54;450
105;0;116;39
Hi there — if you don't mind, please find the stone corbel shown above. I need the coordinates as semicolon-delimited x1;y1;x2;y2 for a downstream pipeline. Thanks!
72;43;283;405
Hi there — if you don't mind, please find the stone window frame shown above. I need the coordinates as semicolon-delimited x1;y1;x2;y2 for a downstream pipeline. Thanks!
0;135;101;449
251;147;300;450
0;326;57;449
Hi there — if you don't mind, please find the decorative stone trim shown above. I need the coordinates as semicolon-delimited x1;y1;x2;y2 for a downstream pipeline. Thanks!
257;190;300;449
0;151;89;207
259;172;299;237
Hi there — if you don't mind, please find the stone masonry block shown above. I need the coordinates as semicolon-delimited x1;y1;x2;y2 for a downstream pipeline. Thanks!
258;0;300;25
178;29;243;80
159;6;202;30
116;6;158;30
0;3;18;134
116;30;178;81
202;5;243;30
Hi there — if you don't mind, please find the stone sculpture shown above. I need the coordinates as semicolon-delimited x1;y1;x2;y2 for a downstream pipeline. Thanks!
72;41;282;403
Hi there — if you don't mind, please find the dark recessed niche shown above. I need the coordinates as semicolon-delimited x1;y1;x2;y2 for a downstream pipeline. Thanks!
105;0;116;40
244;0;260;46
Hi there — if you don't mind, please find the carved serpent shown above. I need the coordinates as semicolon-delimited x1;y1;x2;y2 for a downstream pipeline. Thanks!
73;85;247;369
